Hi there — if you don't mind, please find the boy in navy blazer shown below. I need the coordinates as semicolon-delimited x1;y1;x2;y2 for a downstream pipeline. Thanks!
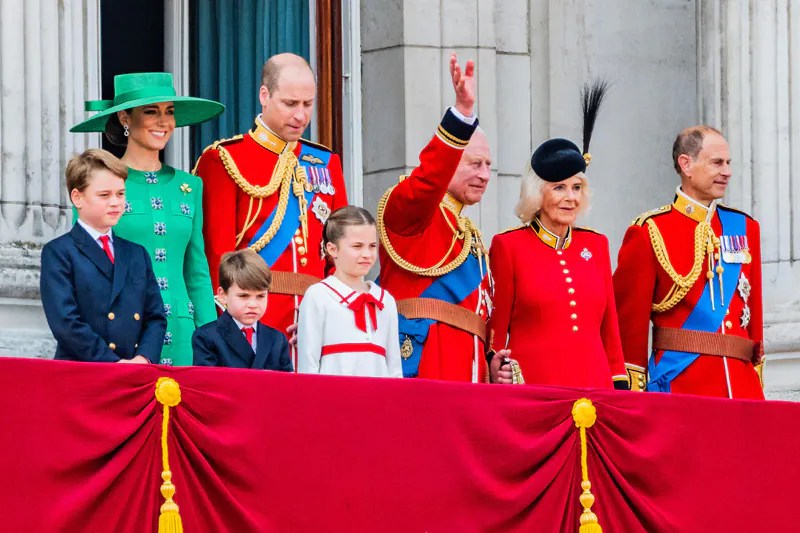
40;149;166;363
192;250;291;371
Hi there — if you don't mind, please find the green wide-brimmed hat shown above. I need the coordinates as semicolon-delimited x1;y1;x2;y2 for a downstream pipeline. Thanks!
70;72;224;133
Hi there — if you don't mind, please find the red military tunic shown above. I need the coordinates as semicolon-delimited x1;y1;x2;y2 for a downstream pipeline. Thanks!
378;109;490;382
613;190;764;399
194;117;348;343
488;220;627;388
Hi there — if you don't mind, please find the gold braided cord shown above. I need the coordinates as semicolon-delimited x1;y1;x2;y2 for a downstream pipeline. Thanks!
217;144;295;198
377;182;483;277
646;219;714;313
247;175;292;253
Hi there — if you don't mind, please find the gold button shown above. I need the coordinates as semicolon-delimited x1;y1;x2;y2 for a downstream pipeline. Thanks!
570;301;576;307
109;343;116;350
294;229;301;236
134;313;140;321
297;246;306;254
557;251;563;255
300;258;308;266
726;309;730;315
563;269;569;274
571;313;578;320
294;236;304;244
108;312;115;320
572;326;579;332
568;288;575;295
559;260;566;266
725;320;733;329
565;277;572;283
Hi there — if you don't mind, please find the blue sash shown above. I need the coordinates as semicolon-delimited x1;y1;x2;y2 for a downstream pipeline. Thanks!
396;253;486;378
647;208;745;392
248;143;328;267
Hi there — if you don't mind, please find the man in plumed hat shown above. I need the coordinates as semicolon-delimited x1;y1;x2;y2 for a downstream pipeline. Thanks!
613;126;765;398
194;53;348;369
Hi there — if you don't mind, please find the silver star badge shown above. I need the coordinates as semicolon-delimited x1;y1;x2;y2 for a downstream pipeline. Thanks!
580;248;592;261
737;273;751;302
740;304;751;329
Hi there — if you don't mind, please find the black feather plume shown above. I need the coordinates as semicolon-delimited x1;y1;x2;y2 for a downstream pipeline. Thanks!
581;79;609;155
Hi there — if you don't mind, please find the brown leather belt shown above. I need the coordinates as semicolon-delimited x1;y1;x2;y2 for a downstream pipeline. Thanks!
269;271;321;296
396;297;486;341
652;327;762;363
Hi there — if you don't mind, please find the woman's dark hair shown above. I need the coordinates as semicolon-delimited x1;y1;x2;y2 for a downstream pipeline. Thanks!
323;205;376;250
104;110;131;147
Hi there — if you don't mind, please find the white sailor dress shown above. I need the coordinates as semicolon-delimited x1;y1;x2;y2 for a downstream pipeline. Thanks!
297;275;403;378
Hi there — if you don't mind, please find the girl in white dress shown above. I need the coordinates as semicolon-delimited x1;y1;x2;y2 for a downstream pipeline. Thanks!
297;206;403;377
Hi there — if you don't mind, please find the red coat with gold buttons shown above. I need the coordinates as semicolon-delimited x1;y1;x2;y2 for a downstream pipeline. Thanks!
194;118;348;339
613;195;764;399
488;221;627;388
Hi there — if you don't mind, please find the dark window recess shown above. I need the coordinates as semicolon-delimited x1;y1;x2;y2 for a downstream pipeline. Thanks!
100;0;164;158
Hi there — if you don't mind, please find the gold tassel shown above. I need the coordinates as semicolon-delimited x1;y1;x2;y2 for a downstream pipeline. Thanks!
572;398;603;533
155;377;184;533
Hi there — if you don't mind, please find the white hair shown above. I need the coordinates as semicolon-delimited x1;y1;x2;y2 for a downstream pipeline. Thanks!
514;168;592;224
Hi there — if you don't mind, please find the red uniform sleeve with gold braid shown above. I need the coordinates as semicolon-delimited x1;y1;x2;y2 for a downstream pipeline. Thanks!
598;235;627;384
747;219;764;351
194;146;239;291
487;233;515;354
383;109;477;237
613;223;658;371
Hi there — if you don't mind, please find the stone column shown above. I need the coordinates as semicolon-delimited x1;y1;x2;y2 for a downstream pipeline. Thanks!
698;0;800;399
0;0;101;357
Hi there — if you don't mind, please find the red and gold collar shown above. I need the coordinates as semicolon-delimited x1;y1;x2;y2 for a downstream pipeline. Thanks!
249;115;297;155
441;193;464;216
530;217;572;250
673;187;717;223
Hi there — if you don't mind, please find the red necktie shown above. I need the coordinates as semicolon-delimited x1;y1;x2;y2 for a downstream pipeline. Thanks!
242;326;254;347
347;293;384;333
98;235;114;264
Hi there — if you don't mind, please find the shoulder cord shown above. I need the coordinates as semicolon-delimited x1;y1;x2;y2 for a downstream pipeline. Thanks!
646;218;719;313
376;181;482;277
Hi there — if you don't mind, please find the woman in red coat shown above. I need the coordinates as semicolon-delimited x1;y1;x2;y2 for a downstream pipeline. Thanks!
488;83;628;389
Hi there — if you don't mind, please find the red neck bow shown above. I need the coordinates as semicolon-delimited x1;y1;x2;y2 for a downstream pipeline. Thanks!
347;292;384;333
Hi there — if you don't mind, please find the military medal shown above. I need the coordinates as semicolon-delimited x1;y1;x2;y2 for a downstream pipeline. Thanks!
737;273;752;329
721;235;750;264
311;196;331;224
581;247;592;261
401;337;413;359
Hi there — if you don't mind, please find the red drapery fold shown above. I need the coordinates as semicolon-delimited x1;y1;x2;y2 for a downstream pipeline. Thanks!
1;357;796;532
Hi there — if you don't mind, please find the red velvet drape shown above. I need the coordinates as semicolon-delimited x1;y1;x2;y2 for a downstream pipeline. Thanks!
1;358;796;532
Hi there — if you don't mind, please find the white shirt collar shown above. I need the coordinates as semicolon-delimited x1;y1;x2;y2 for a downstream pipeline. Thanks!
76;218;113;243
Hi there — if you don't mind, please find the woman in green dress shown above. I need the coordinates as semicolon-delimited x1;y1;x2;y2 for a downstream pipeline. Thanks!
71;72;224;365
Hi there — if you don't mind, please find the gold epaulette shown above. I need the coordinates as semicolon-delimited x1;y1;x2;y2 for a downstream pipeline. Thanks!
300;137;333;153
717;203;755;220
191;134;245;175
574;226;601;234
632;204;671;226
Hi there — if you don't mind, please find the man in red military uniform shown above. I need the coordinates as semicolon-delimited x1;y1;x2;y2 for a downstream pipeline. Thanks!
378;54;507;383
613;126;764;399
194;53;348;365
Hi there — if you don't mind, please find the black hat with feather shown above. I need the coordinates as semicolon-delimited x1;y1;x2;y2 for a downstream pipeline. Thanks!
530;80;609;182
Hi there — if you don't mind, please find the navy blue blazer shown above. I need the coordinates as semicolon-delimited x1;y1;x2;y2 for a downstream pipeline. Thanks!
192;311;292;371
40;223;167;363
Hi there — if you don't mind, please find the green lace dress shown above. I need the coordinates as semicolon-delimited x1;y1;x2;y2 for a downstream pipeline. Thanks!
113;166;217;365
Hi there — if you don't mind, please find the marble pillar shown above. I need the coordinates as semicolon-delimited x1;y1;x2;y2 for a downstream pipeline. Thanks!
0;0;101;357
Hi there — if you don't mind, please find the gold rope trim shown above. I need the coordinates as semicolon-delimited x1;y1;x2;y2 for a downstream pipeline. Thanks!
572;398;603;533
646;218;718;313
155;377;184;533
376;181;484;277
